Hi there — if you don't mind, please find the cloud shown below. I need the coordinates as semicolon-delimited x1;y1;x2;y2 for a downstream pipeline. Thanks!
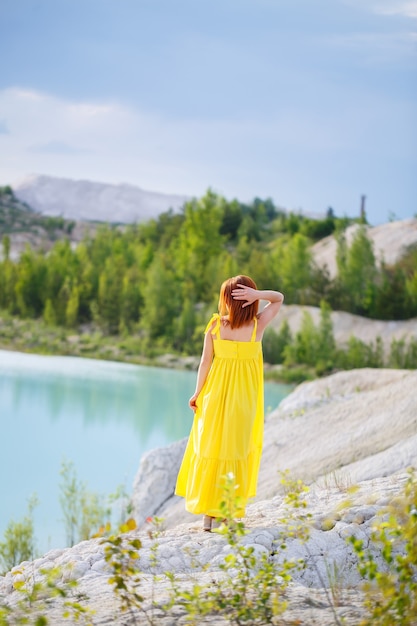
0;87;205;193
343;0;417;18
0;84;414;222
373;1;417;17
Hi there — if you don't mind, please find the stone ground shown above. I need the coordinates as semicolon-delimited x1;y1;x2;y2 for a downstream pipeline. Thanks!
0;472;410;625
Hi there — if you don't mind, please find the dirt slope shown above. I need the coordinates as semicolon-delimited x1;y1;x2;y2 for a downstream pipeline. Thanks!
312;217;417;279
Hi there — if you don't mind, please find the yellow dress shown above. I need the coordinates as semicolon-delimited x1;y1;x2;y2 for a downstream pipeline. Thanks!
175;313;264;517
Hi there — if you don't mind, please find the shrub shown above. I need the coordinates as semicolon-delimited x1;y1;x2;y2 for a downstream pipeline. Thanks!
349;470;417;625
0;496;38;575
165;473;302;625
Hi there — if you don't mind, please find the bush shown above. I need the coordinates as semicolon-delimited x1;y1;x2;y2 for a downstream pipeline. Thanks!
262;320;292;364
0;496;38;575
349;470;417;625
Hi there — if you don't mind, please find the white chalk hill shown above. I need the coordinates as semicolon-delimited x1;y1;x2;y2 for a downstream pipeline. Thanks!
12;175;190;223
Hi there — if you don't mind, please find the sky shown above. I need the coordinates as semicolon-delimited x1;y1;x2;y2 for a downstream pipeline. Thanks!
0;0;416;226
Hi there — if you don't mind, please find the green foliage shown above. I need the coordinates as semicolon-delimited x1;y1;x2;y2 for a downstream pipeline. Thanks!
335;225;377;315
284;310;318;367
0;188;415;363
0;496;38;575
43;298;56;326
388;337;417;369
2;236;10;261
283;301;336;375
2;465;417;625
262;320;292;364
275;233;314;303
165;472;301;625
0;565;94;625
349;470;417;625
338;336;384;370
59;460;109;547
58;460;133;549
101;518;145;619
299;215;336;240
0;185;13;197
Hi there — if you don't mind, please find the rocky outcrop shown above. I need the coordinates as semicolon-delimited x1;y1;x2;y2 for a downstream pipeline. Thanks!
132;438;187;527
0;472;411;625
150;368;417;529
2;368;416;624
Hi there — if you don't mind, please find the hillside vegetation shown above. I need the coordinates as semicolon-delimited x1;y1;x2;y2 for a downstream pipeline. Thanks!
0;186;87;261
0;187;416;378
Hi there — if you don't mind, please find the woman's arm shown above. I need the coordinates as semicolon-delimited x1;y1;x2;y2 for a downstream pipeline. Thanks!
189;329;214;412
232;284;284;335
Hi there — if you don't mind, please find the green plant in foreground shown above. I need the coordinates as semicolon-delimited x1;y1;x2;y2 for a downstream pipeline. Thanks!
0;496;38;576
59;458;134;547
0;565;94;626
101;518;144;624
349;470;417;625
165;473;301;625
99;515;166;625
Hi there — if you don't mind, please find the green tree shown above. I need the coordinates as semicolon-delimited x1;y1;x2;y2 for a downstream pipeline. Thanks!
336;225;377;314
65;283;80;328
406;269;417;317
262;320;292;364
276;233;313;303
2;235;10;261
175;191;225;301
14;247;46;317
173;297;197;352
315;300;336;374
0;258;17;312
141;254;180;341
120;266;143;330
284;310;318;367
97;258;125;333
220;200;243;241
43;298;57;326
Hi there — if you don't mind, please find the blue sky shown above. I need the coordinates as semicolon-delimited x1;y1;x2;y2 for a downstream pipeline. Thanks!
0;0;416;225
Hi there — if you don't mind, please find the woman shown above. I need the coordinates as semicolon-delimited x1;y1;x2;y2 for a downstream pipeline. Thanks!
175;275;284;531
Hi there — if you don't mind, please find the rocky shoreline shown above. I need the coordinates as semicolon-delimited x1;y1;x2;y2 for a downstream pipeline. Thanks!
1;367;416;624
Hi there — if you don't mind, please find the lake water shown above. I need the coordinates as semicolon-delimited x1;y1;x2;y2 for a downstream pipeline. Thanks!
0;350;292;553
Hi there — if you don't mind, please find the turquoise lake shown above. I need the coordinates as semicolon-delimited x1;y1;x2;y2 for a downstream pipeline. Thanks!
0;350;292;553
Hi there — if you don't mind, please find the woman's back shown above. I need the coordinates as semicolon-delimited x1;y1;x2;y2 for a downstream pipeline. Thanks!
213;316;259;343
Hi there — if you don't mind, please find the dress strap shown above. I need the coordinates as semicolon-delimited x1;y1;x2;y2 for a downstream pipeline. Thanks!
204;313;221;339
251;317;258;342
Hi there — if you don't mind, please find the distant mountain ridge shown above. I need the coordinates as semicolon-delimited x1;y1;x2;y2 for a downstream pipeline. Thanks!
12;175;190;223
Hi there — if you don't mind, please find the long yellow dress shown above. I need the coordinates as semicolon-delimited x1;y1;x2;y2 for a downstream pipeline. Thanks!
175;313;264;517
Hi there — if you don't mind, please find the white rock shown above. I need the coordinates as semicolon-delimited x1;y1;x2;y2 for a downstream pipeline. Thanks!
132;437;188;527
13;175;189;223
152;369;417;528
311;218;417;280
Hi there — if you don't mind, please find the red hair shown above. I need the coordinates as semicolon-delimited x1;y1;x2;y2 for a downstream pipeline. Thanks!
218;275;258;329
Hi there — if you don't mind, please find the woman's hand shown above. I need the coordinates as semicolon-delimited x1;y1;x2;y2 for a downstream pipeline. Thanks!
189;393;198;412
231;284;258;308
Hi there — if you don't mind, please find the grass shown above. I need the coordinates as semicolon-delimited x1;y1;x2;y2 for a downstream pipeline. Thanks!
0;311;157;368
